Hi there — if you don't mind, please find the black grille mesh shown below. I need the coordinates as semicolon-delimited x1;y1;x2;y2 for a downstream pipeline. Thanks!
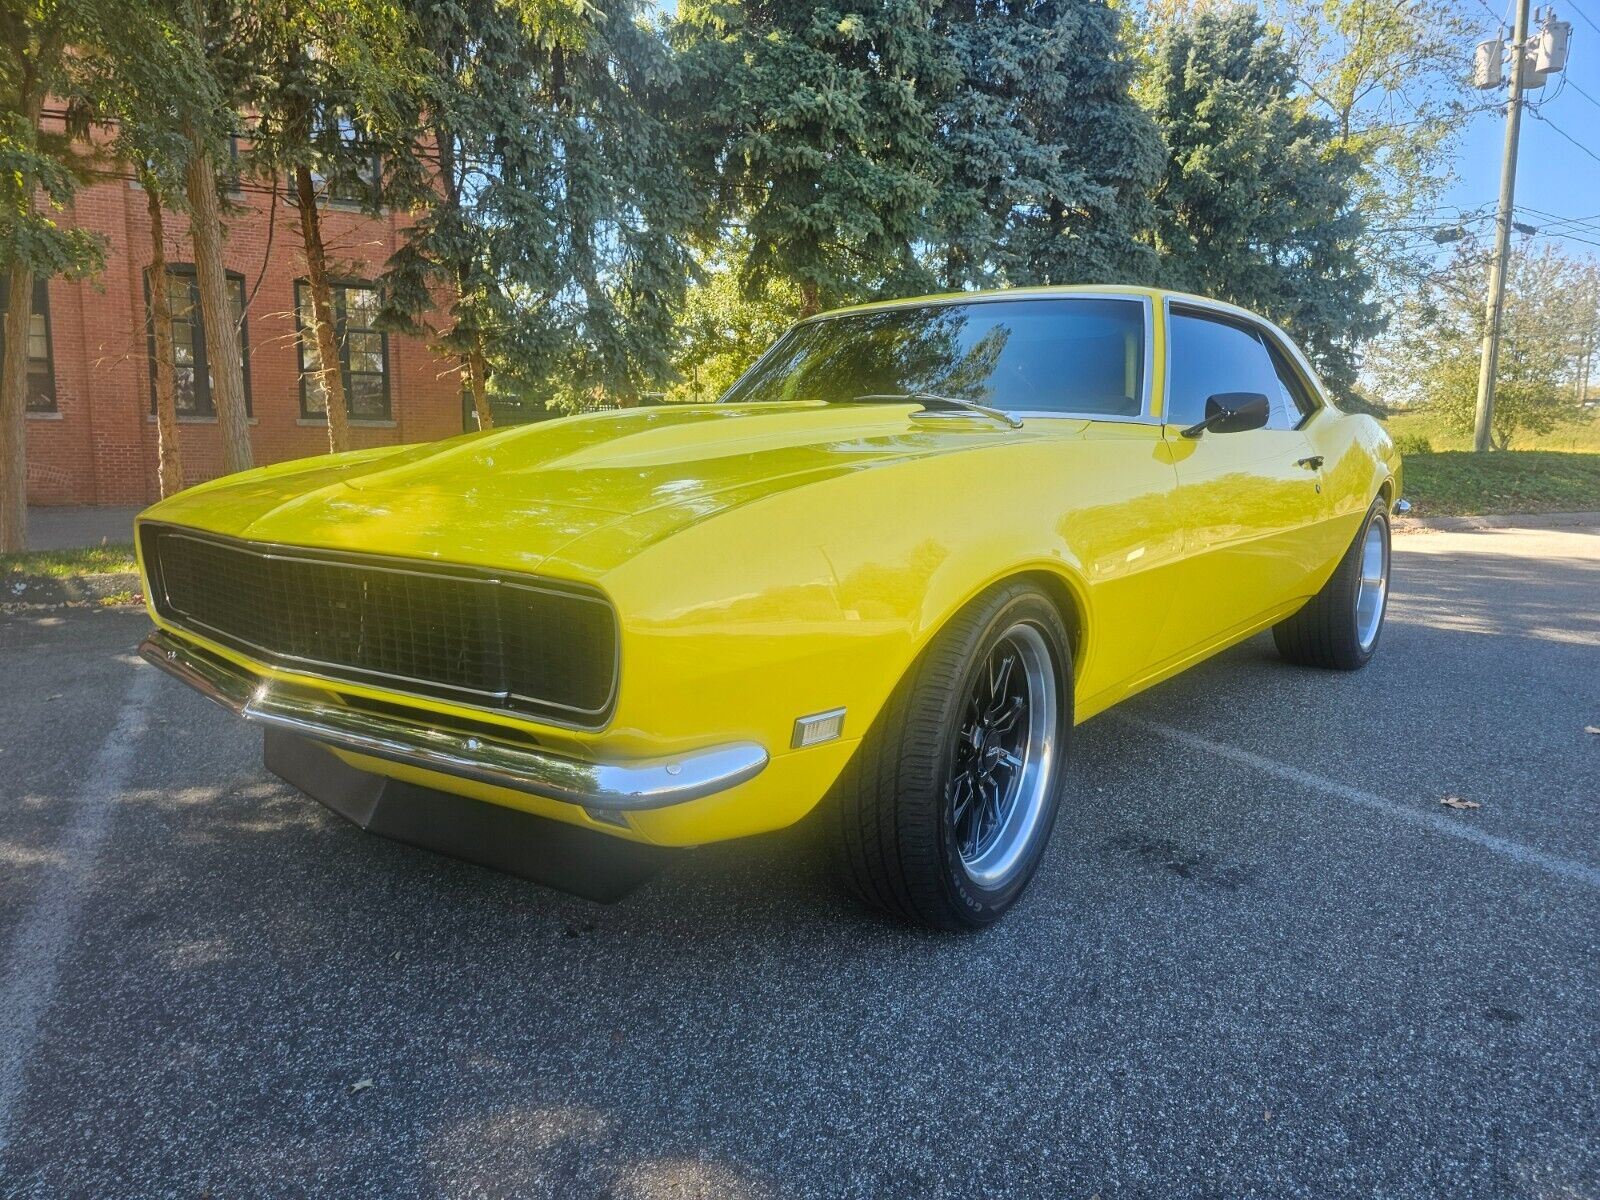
143;526;616;723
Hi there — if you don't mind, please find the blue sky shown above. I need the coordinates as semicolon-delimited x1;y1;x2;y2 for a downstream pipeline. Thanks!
1440;1;1600;253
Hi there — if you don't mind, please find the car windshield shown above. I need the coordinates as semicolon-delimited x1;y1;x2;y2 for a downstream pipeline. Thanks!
720;297;1146;417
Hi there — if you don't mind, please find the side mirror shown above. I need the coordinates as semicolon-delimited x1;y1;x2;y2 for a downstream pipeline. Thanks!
1181;392;1270;438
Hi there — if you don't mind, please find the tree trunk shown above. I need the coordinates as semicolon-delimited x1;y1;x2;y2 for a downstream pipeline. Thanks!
143;178;184;498
184;134;253;474
465;339;494;431
294;165;351;453
799;280;820;319
0;261;32;552
0;84;43;553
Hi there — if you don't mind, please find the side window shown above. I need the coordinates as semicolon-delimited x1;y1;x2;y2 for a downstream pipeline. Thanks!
1165;310;1283;427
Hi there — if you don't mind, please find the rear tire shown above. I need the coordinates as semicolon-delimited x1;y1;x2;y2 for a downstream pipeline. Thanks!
1272;498;1391;670
828;582;1072;930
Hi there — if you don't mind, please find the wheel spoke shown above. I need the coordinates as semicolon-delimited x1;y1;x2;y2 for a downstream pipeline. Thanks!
989;695;1025;735
986;651;1016;713
983;776;1004;835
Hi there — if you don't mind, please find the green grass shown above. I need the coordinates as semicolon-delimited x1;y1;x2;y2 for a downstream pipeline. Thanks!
1402;451;1600;516
0;543;137;579
1383;407;1600;453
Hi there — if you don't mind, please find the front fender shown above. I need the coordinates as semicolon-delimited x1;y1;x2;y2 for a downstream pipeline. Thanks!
571;428;1180;813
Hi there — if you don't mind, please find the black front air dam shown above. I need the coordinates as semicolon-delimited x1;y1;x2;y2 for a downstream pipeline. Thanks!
263;729;678;902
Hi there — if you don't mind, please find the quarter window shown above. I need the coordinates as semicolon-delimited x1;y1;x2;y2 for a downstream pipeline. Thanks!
145;267;252;418
1263;337;1317;424
296;282;390;420
0;277;57;413
1165;309;1305;430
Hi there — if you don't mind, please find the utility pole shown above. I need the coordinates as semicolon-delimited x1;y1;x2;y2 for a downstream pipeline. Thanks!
1471;5;1573;449
1473;0;1533;452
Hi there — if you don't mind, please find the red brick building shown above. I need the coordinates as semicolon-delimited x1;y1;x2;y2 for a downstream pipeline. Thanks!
5;155;466;507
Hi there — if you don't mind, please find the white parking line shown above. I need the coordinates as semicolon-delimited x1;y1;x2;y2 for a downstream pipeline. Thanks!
1123;717;1600;891
0;666;158;1157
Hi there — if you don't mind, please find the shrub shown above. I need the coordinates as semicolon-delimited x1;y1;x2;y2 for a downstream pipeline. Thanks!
1393;432;1433;456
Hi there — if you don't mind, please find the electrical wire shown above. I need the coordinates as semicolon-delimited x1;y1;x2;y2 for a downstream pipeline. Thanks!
1563;77;1600;114
1517;205;1600;236
1566;0;1600;37
1526;107;1600;167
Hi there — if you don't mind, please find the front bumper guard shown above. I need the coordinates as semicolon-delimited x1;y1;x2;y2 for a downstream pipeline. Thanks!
138;629;769;812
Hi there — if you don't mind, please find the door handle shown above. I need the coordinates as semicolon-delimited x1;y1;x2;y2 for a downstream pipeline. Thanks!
1296;455;1324;471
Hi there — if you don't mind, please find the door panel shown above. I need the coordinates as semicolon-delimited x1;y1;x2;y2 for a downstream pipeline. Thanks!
1060;420;1185;714
1153;307;1330;660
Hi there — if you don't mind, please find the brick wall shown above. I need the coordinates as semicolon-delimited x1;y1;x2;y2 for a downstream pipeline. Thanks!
22;164;465;507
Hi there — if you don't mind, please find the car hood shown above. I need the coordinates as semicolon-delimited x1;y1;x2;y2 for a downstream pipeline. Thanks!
143;402;1006;578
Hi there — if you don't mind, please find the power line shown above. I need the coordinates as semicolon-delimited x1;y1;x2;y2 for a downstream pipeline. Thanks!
1564;76;1600;113
1526;107;1600;166
1566;0;1600;36
1524;209;1600;240
1519;204;1600;226
1470;0;1516;26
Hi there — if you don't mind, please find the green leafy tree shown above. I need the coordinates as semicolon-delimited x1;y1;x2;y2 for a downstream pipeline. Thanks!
1385;241;1598;447
0;0;115;549
933;0;1163;289
668;241;801;403
385;0;692;420
496;1;697;410
82;0;226;497
175;0;263;477
1142;5;1380;395
674;0;948;317
1268;0;1478;286
248;0;425;451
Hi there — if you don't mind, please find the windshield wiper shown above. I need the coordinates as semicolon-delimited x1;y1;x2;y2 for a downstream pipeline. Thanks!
846;392;1024;429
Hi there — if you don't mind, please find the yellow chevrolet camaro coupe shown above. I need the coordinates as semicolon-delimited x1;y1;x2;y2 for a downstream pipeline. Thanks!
137;286;1402;929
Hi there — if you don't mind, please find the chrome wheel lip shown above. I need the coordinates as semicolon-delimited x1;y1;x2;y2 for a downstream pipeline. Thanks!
948;621;1059;890
1355;513;1389;652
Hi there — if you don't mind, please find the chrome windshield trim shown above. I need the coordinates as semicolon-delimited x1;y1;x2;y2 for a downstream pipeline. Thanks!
139;629;767;812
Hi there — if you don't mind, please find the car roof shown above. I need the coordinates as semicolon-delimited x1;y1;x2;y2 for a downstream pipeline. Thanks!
808;284;1254;323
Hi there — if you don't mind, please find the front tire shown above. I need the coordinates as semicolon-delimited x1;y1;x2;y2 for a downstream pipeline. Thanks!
1272;498;1391;670
828;582;1073;930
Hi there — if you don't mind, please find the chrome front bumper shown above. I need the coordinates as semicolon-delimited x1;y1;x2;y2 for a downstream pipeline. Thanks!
138;629;768;812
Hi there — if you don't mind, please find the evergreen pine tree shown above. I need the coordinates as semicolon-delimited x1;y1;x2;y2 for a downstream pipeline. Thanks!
385;0;693;414
1144;6;1379;394
933;0;1163;289
675;0;949;317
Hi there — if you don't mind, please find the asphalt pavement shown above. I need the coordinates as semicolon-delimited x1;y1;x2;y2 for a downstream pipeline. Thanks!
0;523;1595;1199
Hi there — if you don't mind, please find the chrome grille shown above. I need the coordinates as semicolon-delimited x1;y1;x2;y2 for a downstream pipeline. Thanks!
140;524;617;725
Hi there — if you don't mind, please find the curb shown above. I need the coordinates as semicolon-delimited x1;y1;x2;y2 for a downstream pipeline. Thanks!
3;570;142;607
1394;511;1600;533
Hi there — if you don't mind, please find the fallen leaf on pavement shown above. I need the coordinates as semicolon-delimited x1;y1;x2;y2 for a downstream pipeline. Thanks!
349;1078;373;1094
1440;795;1480;810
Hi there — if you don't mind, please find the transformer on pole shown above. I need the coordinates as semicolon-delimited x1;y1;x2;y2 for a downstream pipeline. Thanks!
1471;7;1573;451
